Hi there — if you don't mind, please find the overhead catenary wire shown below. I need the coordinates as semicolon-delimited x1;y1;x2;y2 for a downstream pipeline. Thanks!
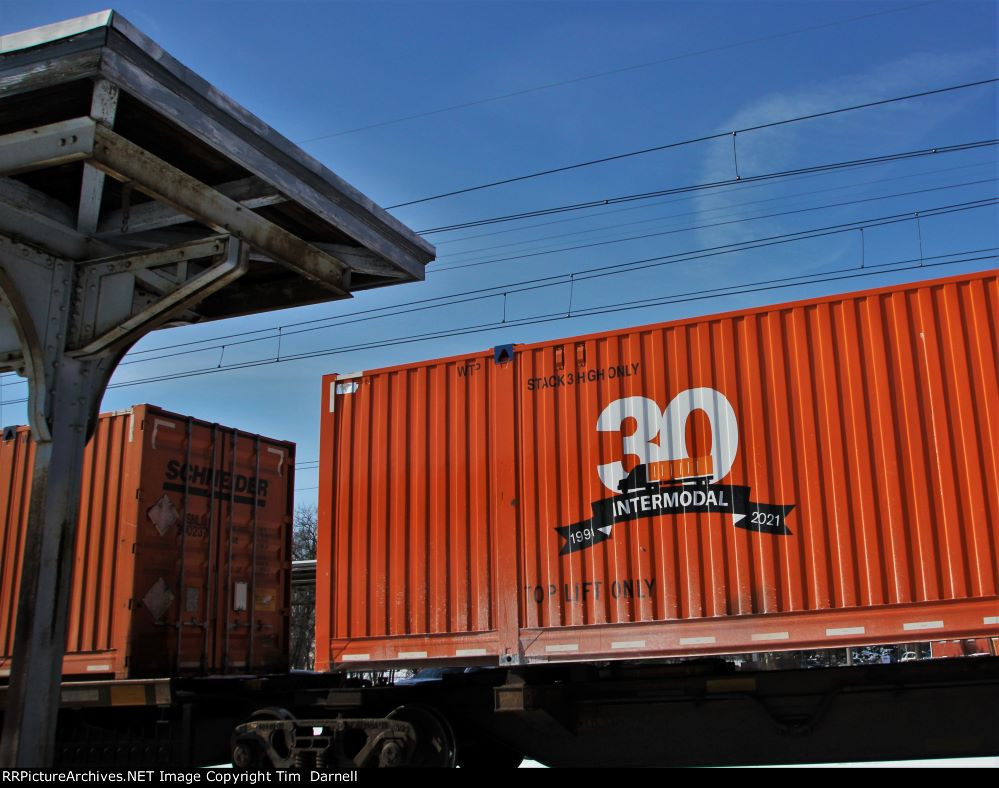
0;195;989;389
387;76;997;209
74;197;994;372
2;200;990;402
4;157;993;389
1;248;987;405
433;160;999;262
85;155;999;368
1;193;993;398
433;177;998;272
432;157;998;247
415;139;998;234
110;159;994;362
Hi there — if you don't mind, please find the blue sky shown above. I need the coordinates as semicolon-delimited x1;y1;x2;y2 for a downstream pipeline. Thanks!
1;0;996;506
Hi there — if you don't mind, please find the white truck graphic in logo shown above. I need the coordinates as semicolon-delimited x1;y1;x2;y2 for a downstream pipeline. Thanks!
557;387;794;554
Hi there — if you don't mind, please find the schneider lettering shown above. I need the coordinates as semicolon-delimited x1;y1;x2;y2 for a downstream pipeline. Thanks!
165;460;269;498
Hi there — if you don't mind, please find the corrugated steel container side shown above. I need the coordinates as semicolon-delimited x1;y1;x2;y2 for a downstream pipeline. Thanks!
316;360;512;666
316;271;999;670
930;638;997;658
0;405;294;679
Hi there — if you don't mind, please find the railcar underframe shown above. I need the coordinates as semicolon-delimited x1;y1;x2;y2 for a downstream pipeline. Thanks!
2;656;996;768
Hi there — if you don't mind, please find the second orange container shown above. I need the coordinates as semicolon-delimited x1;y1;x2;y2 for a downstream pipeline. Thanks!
0;405;294;679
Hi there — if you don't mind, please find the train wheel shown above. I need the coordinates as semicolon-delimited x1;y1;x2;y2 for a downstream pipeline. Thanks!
231;707;296;769
386;705;457;768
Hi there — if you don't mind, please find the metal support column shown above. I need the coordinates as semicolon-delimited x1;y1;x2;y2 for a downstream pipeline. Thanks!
0;239;120;766
0;358;116;766
0;233;247;766
0;13;435;767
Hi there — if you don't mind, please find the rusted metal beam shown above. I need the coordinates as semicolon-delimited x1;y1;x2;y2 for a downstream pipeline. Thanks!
312;243;409;279
0;117;96;177
98;40;432;278
70;236;248;356
97;175;286;237
76;79;119;234
0;176;119;260
88;125;351;296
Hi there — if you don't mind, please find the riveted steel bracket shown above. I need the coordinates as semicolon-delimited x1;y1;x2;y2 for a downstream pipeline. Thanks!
69;235;248;357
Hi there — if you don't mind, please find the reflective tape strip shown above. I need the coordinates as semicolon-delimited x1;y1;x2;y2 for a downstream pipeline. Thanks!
751;632;789;641
340;653;371;662
267;447;286;475
903;620;944;631
456;648;488;657
679;636;716;645
398;651;428;659
110;685;147;706
61;689;99;704
984;616;999;625
86;664;111;672
826;626;865;637
611;640;646;649
154;682;172;706
545;644;579;653
150;418;175;449
0;669;10;677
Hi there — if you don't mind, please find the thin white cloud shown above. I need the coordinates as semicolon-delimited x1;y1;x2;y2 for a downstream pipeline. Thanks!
691;48;996;266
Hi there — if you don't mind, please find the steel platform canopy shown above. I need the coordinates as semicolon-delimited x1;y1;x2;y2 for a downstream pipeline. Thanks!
0;9;434;318
0;10;434;767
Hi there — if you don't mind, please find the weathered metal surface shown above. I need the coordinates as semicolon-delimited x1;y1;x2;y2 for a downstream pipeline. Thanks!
69;236;249;357
316;271;999;669
0;9;435;763
96;176;285;237
88;124;350;296
76;80;118;235
0;405;294;679
0;117;96;175
0;10;435;320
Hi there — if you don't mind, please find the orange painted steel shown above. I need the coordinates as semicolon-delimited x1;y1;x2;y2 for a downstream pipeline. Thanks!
0;405;294;679
930;638;996;658
316;271;999;670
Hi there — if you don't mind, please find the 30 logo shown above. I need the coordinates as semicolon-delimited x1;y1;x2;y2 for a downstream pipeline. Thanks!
556;387;794;554
596;388;738;493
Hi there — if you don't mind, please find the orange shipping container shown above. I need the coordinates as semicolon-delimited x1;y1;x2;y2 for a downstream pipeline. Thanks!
316;271;999;669
0;405;294;679
930;638;996;658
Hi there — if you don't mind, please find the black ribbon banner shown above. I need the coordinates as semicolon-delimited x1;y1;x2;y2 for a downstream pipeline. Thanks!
555;466;794;555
